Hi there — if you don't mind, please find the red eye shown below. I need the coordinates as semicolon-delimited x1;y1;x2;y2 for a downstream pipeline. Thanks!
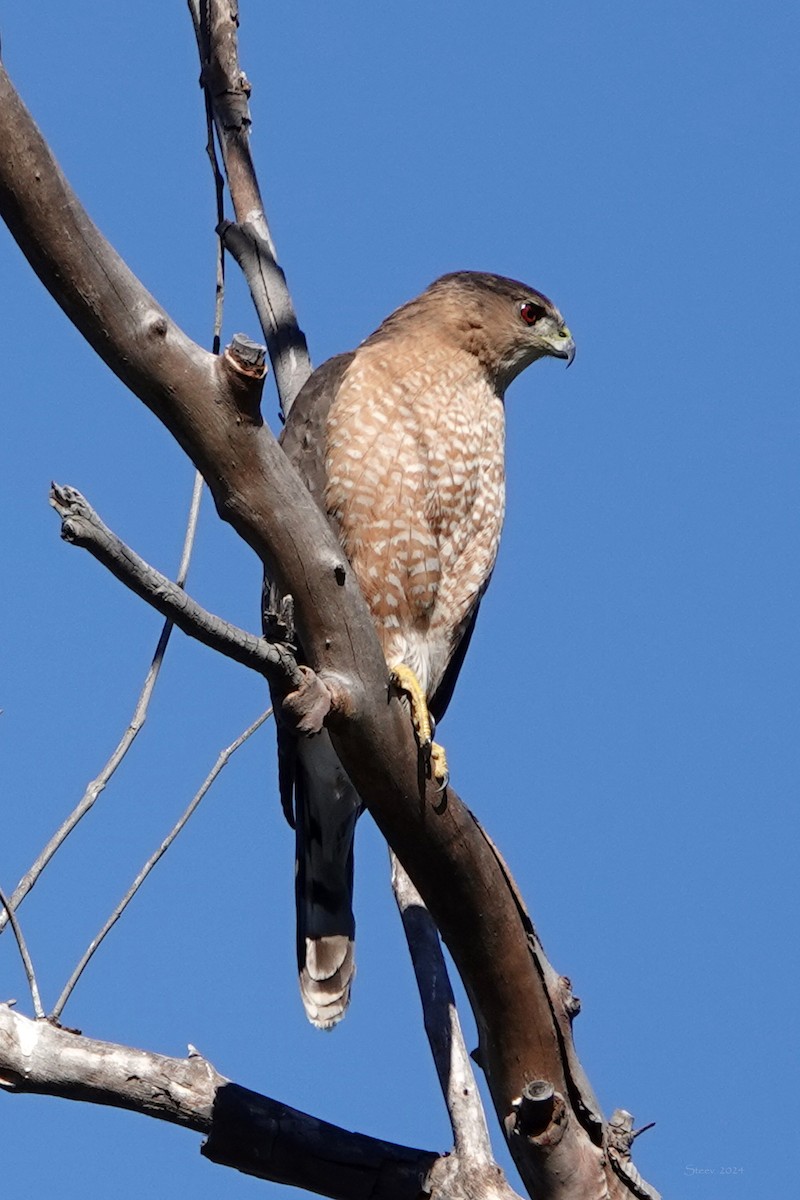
520;301;546;326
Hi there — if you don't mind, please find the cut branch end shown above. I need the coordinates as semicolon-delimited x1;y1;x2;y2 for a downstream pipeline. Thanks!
506;1081;566;1144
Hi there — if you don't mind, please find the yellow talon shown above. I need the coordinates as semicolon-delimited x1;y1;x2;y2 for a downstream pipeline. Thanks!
390;664;449;788
429;742;449;790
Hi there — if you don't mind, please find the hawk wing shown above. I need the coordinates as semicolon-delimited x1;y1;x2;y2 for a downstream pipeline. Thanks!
267;353;362;1029
429;593;485;724
279;352;355;539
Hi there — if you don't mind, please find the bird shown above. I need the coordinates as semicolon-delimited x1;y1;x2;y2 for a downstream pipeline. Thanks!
271;271;574;1028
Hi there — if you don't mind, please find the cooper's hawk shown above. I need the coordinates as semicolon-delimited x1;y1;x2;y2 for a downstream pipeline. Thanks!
274;271;574;1028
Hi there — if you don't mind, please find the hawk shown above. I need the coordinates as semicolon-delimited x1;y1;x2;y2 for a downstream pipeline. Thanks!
273;271;574;1028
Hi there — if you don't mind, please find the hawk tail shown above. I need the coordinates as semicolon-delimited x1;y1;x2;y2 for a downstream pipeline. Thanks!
293;732;361;1029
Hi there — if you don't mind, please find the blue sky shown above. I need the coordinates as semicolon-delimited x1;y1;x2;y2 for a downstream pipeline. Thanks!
2;3;798;1197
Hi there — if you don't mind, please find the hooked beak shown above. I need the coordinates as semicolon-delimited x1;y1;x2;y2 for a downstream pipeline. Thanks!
551;325;576;367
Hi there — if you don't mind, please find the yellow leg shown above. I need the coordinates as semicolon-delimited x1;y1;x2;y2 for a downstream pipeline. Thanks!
390;664;449;788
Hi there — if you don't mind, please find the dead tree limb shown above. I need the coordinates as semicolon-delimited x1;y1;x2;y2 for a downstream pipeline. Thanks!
0;1004;440;1200
188;0;312;415
49;482;303;689
0;1004;525;1200
391;854;493;1166
0;54;658;1200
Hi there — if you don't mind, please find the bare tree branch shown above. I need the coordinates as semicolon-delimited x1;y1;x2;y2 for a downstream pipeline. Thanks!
176;471;206;587
0;1003;445;1200
188;0;312;415
606;1111;661;1200
391;854;493;1166
50;708;273;1022
0;890;44;1018
0;1002;527;1200
49;482;303;689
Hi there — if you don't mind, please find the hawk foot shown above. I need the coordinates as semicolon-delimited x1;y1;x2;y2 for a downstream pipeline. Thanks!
390;664;448;789
281;665;333;735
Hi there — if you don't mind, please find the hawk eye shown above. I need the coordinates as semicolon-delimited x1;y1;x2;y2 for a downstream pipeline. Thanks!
520;301;547;327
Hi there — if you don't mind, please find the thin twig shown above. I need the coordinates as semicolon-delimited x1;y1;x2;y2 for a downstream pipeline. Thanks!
49;483;303;687
208;100;227;358
50;707;273;1021
0;885;44;1018
390;852;493;1164
0;474;204;935
188;0;227;357
178;471;205;586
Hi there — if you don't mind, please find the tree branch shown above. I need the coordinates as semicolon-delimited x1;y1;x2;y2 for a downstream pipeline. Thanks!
49;482;303;690
188;0;312;415
0;1004;441;1200
0;891;44;1018
391;854;493;1166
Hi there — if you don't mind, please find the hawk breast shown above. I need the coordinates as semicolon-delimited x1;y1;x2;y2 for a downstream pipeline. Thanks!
324;341;506;697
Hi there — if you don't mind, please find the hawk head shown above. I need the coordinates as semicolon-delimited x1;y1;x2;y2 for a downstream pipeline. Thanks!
431;271;575;386
375;271;575;392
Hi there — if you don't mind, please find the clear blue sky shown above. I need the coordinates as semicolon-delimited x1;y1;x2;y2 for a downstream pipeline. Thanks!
2;3;798;1197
